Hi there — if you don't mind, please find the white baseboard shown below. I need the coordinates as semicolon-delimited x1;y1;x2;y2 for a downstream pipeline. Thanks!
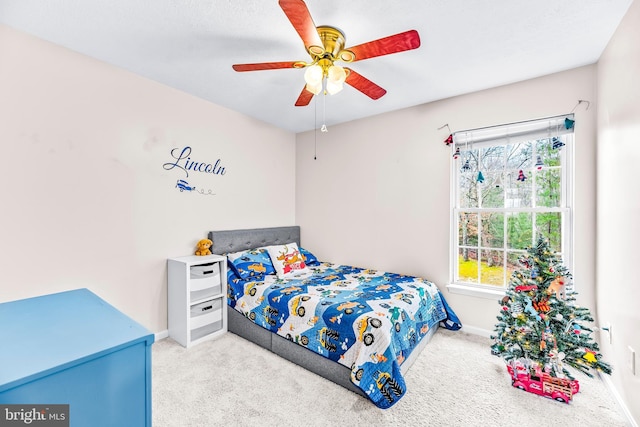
599;372;638;427
460;325;493;338
155;330;169;341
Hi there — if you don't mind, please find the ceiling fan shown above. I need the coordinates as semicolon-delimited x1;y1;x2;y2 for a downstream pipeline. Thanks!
232;0;421;106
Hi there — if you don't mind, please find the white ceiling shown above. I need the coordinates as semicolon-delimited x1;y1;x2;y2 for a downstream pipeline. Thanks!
0;0;633;133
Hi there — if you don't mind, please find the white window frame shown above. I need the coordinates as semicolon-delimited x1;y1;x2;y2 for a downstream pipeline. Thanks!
447;115;574;300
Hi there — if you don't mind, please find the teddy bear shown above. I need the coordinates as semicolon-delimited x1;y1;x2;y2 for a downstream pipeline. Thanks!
195;238;213;256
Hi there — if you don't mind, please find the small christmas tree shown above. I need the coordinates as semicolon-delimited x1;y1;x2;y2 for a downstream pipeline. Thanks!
491;236;611;389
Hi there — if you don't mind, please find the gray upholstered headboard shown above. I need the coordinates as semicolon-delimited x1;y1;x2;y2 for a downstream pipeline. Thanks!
208;226;300;254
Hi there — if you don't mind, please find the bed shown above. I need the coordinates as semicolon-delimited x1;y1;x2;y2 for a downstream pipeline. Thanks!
208;226;461;408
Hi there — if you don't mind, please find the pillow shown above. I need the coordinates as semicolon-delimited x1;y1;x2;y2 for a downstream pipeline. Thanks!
265;242;310;279
226;248;276;280
299;246;319;266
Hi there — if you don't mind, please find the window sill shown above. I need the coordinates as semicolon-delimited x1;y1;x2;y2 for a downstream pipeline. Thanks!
446;283;506;300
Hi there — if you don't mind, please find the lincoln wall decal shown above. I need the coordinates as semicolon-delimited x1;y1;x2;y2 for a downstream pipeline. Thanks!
163;146;226;195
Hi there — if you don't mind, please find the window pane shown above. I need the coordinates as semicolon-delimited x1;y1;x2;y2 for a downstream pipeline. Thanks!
460;149;478;170
506;170;532;207
458;212;478;246
481;212;504;247
506;142;533;170
481;145;505;171
536;168;561;207
459;151;479;208
507;213;533;250
480;249;505;287
537;138;562;167
536;213;562;252
458;248;478;283
480;172;504;208
506;252;522;281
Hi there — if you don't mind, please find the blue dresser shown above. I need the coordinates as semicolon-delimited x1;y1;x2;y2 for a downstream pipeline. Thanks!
0;289;154;427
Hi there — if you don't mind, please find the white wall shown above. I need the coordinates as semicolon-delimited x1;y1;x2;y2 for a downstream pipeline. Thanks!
597;0;640;423
0;24;296;332
3;14;634;423
296;65;598;334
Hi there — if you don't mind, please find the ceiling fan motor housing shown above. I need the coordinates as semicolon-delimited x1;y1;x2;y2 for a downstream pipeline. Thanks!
312;26;355;63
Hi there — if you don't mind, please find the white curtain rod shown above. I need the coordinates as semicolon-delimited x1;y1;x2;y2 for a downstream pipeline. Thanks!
453;113;574;137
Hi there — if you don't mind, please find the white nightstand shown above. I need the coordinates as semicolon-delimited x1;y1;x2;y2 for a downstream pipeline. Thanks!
168;254;227;347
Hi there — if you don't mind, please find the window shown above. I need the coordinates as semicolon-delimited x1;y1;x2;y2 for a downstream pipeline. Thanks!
449;115;574;297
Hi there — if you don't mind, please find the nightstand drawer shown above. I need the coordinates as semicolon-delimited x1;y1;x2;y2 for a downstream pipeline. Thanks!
190;298;223;316
190;262;220;279
190;299;223;330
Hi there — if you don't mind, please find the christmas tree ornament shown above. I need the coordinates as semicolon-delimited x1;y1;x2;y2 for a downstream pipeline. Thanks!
523;297;541;320
533;297;550;313
535;155;544;170
519;256;531;268
564;117;575;129
552;137;565;150
490;236;612;403
477;171;485;183
461;159;471;171
444;134;453;145
516;170;527;182
494;174;503;188
453;146;461;159
548;277;566;299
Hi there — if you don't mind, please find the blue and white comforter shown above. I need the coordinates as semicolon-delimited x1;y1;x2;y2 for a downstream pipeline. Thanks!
227;262;461;408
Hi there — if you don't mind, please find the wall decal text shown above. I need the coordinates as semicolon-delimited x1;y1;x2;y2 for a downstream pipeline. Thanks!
163;146;226;178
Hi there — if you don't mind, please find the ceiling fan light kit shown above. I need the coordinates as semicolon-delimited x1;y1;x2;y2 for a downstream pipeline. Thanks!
232;0;421;106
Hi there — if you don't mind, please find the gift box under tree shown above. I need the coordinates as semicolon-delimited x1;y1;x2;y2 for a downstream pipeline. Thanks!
491;236;611;403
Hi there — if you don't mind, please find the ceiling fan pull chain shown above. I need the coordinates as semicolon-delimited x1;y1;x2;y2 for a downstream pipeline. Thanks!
321;90;328;132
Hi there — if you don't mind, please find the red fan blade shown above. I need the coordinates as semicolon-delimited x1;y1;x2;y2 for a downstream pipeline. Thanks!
348;30;420;62
232;61;300;72
295;85;314;106
344;68;386;100
279;0;323;53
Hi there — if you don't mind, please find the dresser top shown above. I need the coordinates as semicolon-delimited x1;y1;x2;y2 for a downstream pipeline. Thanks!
0;288;154;391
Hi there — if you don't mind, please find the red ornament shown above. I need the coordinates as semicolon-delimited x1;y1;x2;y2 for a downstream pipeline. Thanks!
444;134;453;145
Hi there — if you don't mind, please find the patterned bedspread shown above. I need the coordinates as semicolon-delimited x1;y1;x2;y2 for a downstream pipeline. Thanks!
227;262;461;408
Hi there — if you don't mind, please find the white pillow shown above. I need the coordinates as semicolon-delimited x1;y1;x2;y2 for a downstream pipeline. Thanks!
265;242;310;279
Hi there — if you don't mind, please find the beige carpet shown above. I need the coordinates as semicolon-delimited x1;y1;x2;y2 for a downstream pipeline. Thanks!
152;329;630;427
